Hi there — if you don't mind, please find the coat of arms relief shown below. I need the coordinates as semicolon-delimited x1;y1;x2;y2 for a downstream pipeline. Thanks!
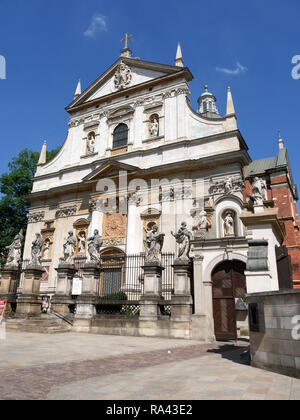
114;61;132;90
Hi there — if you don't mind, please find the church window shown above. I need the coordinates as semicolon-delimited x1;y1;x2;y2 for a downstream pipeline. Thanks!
203;102;207;112
113;123;128;149
209;101;212;112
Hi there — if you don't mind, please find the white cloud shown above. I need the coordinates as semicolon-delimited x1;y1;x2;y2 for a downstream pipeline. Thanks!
84;14;107;38
216;62;247;75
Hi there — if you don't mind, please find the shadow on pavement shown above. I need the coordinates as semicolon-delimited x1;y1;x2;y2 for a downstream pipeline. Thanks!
206;340;251;366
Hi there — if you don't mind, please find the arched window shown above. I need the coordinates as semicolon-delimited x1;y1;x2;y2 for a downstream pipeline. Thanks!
113;123;128;149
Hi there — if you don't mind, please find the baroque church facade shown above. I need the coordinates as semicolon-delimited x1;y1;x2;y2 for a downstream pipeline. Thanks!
15;40;299;340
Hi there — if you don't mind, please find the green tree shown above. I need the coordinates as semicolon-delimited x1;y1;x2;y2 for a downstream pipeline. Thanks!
0;147;60;267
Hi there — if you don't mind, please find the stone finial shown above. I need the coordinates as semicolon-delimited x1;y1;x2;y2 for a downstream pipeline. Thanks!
278;129;284;150
37;140;47;166
175;42;184;67
74;79;81;99
226;86;236;116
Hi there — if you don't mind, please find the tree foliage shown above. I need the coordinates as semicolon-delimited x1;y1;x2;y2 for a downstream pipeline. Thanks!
0;147;60;267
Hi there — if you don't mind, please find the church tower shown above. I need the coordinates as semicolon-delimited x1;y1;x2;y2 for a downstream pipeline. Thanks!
197;85;221;118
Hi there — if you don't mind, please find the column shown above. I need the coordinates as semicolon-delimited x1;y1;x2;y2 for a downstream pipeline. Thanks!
89;198;104;236
192;254;204;315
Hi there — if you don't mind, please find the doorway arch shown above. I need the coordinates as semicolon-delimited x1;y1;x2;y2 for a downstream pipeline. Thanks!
212;260;246;341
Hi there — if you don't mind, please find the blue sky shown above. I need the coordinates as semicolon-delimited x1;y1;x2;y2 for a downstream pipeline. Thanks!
0;0;299;184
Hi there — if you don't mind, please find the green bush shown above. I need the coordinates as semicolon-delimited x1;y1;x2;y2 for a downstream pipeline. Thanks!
100;291;128;301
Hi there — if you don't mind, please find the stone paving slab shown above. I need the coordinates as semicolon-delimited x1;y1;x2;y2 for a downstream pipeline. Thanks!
0;332;299;400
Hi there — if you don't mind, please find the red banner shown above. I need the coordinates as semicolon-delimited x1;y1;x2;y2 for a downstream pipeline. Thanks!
0;300;7;321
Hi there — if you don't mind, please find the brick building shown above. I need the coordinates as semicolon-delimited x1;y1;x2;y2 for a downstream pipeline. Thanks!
244;135;300;289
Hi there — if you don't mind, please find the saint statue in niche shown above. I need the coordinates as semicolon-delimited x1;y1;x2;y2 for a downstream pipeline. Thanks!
77;232;86;254
224;211;235;236
87;132;95;154
150;118;159;137
43;239;51;259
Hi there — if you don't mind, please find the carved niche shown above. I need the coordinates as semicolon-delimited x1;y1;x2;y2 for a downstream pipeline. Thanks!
73;219;90;257
41;220;55;261
140;208;161;244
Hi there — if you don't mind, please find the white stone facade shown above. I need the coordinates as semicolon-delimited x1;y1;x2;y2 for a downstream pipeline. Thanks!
23;48;282;340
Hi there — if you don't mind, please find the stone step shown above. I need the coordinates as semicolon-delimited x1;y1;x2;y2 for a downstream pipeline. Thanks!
4;317;71;334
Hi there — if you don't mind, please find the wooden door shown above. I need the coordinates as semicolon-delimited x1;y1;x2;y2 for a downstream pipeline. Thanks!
212;260;246;341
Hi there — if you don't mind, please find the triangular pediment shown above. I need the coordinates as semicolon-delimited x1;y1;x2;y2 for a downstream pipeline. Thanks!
82;160;140;183
66;57;191;111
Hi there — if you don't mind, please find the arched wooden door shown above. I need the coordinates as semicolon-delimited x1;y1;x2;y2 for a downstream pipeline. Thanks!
212;260;246;341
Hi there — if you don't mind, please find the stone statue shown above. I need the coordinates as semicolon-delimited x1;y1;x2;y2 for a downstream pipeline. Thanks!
77;232;86;254
144;224;165;263
114;61;132;90
171;222;192;260
43;240;50;259
150;118;159;137
87;229;103;262
193;208;208;231
31;233;44;266
62;231;77;263
5;230;24;267
87;133;95;154
224;176;234;194
252;177;268;205
224;211;235;236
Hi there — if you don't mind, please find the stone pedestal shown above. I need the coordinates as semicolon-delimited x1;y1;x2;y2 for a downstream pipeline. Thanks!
16;265;44;316
51;263;76;315
140;262;164;321
75;262;101;321
0;265;20;301
171;259;193;322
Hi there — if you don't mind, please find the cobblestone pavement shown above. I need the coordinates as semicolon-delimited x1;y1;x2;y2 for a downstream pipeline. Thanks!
0;332;299;400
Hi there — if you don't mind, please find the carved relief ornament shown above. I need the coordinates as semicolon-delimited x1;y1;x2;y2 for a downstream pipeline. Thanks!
27;211;45;224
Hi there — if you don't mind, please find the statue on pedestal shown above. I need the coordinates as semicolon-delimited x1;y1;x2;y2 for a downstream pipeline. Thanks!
31;233;44;266
5;230;24;267
62;231;77;263
171;222;192;260
87;229;103;262
144;224;165;263
252;177;268;205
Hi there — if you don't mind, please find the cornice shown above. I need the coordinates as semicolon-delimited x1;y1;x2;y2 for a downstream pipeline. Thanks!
239;208;286;241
